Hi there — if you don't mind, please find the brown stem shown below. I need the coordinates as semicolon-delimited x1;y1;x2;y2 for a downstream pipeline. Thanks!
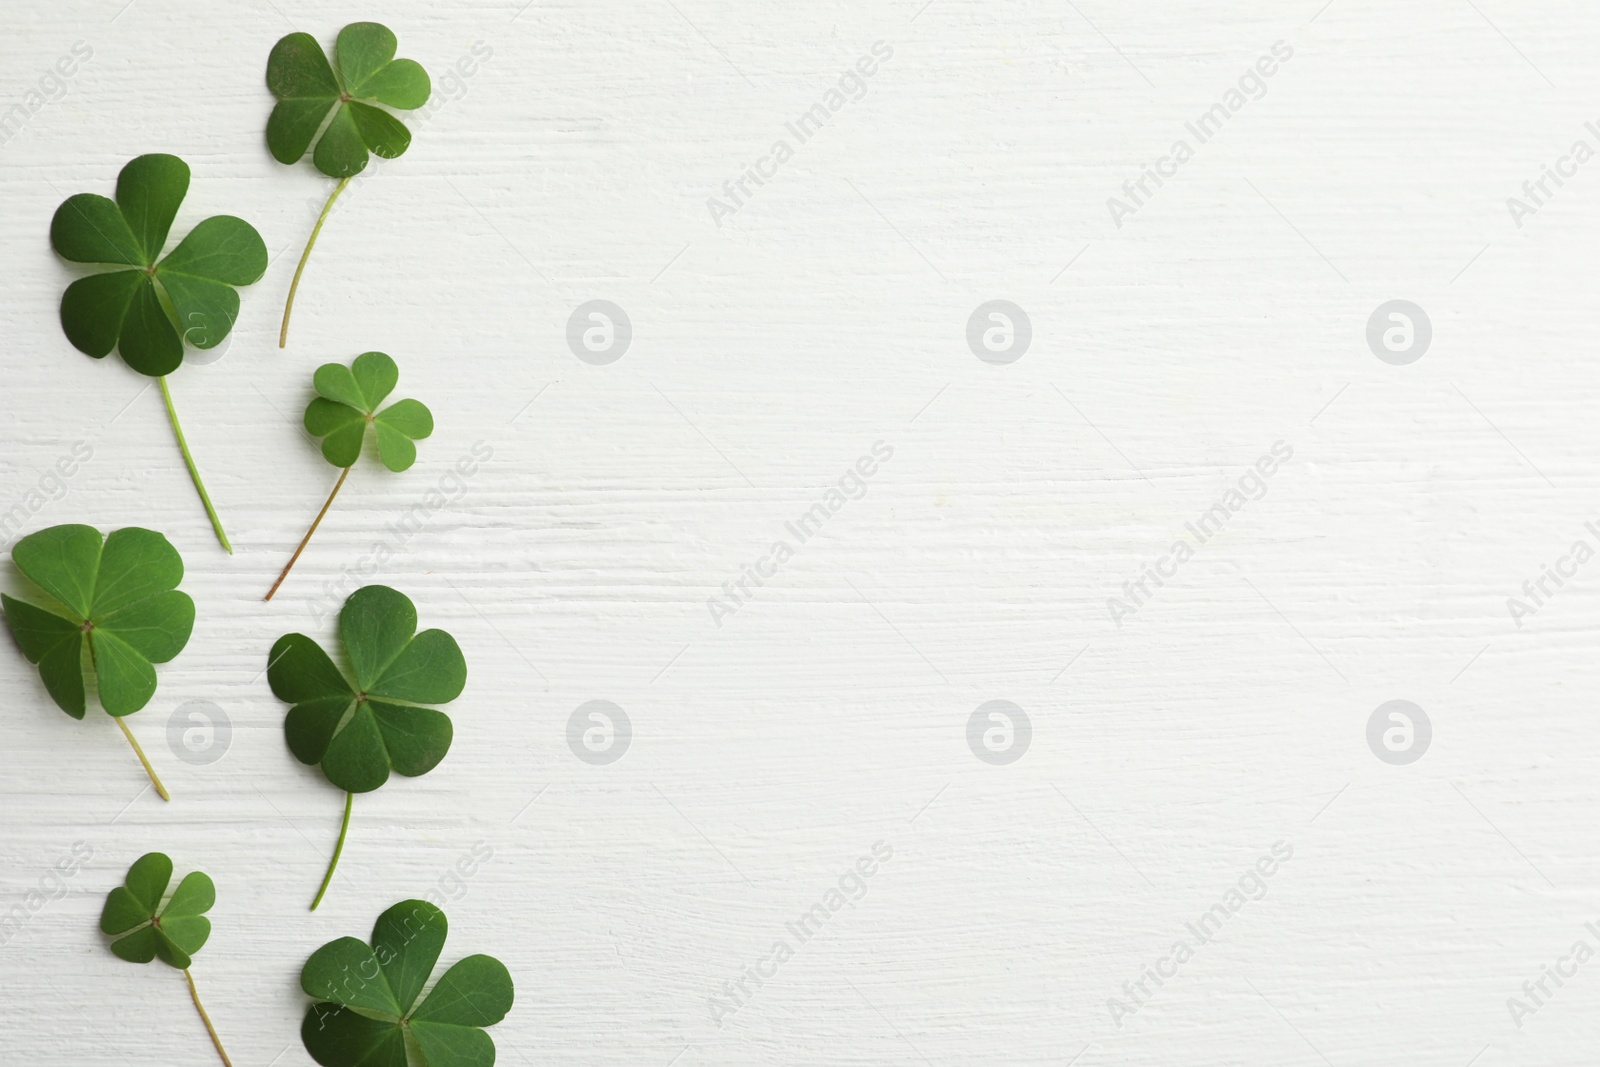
266;466;351;602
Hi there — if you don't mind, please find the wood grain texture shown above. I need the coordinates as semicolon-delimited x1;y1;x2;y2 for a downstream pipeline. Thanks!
2;0;1596;1063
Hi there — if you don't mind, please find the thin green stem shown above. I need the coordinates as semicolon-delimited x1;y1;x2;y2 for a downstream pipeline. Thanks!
265;466;351;601
113;715;170;801
183;968;233;1067
281;177;351;348
311;791;353;911
159;377;231;554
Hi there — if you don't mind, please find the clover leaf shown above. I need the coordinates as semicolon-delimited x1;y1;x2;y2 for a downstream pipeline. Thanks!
307;351;435;471
268;585;466;908
101;853;213;967
100;853;234;1066
265;352;434;601
2;525;195;800
51;154;267;374
267;23;430;179
50;154;266;552
301;899;513;1067
267;23;431;346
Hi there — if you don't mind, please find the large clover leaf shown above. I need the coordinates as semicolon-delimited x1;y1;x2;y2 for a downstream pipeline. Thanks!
50;153;268;377
269;585;466;908
2;525;193;800
100;852;214;969
100;853;233;1066
267;23;430;179
2;525;194;719
306;351;434;472
301;900;513;1067
270;585;464;793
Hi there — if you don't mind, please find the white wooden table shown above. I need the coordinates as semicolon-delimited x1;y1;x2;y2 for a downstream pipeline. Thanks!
2;1;1594;1063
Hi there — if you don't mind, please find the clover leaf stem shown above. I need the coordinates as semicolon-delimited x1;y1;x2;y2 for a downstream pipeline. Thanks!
266;466;352;601
183;968;234;1067
280;177;352;348
310;790;353;911
159;377;232;554
113;715;171;801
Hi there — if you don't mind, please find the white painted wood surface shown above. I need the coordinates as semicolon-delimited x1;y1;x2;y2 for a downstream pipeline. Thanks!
2;0;1597;1063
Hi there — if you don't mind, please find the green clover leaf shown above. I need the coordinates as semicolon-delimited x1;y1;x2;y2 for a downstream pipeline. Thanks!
267;23;431;347
48;154;263;552
301;900;513;1067
265;352;434;601
99;853;233;1066
50;154;268;377
266;23;430;179
270;584;463;793
305;351;434;472
268;585;466;908
2;525;194;799
100;852;214;968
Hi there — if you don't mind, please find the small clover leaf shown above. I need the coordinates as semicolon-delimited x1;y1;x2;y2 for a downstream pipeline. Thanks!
2;525;194;799
306;351;434;472
268;586;466;908
264;352;434;601
49;154;264;551
301;899;513;1067
267;23;431;346
100;853;233;1066
100;853;214;968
